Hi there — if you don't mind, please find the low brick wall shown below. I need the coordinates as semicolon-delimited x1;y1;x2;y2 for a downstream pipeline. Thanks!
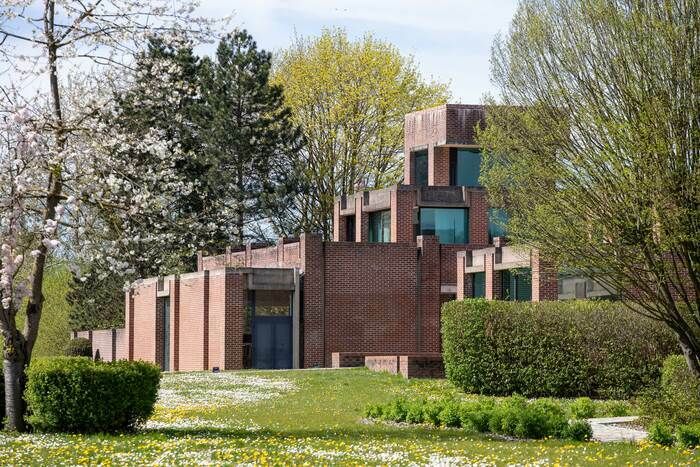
364;355;399;374
332;352;405;368
73;328;126;362
399;353;444;379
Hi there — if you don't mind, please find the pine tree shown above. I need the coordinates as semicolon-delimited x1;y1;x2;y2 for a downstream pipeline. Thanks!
199;30;304;244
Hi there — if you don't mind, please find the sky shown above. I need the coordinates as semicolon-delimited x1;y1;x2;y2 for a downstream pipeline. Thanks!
197;0;519;104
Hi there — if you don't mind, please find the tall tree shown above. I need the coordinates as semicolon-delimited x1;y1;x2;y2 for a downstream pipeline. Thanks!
272;28;451;239
200;30;304;244
479;0;700;376
0;0;219;431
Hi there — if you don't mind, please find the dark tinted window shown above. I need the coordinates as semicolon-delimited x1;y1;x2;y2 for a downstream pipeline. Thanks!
419;208;469;244
450;149;482;186
413;150;428;186
369;210;391;243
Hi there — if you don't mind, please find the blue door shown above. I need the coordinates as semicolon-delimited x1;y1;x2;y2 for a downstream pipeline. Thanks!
252;316;292;369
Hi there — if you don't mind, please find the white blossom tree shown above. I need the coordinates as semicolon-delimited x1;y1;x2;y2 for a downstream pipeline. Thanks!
0;0;228;431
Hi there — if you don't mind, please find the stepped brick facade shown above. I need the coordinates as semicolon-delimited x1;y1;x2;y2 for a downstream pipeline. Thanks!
80;103;607;372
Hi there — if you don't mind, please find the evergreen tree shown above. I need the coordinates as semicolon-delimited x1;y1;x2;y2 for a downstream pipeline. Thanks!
200;30;304;244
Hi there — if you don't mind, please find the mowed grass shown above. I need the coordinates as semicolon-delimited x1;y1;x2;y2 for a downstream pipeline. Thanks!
0;368;697;465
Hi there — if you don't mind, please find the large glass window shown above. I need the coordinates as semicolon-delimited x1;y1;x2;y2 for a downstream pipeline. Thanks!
419;208;469;244
450;148;482;186
501;269;532;301
369;210;391;243
488;208;508;242
413;149;428;186
472;272;485;298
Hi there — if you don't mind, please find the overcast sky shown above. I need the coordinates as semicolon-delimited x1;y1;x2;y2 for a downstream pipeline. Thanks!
200;0;519;103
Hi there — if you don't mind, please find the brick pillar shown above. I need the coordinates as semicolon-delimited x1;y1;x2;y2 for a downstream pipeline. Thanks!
197;251;203;271
531;249;558;301
111;328;117;362
276;238;285;263
155;297;165;369
170;276;180;371
429;146;450;186
485;253;502;300
245;243;252;267
333;200;345;241
404;148;415;185
417;236;441;353
469;190;489;246
224;271;246;370
391;188;416;243
126;289;134;360
354;195;368;242
203;269;210;370
301;233;325;367
456;252;469;300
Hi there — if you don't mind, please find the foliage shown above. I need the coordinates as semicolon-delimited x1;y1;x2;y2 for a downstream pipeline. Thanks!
64;338;92;358
639;355;700;426
648;422;675;447
569;397;596;419
442;299;677;398
675;423;700;449
272;28;450;238
25;357;160;433
66;270;124;331
564;420;593;442
364;395;584;441
479;0;700;376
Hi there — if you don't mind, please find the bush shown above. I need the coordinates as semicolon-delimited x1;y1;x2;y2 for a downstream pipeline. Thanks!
438;400;461;427
380;398;408;422
676;423;700;449
405;400;425;424
648;421;675;446
422;401;443;426
565;420;593;441
639;355;700;427
64;338;92;357
442;299;677;398
599;400;629;417
569;397;596;419
25;357;160;433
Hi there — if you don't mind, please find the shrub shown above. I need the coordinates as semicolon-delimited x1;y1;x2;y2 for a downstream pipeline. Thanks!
25;357;160;433
422;401;443;426
442;299;677;398
364;403;383;419
405;400;425;424
598;400;629;417
64;338;92;357
565;420;593;441
380;398;408;423
569;397;596;419
648;421;675;446
676;423;700;449
438;400;461;427
639;355;700;427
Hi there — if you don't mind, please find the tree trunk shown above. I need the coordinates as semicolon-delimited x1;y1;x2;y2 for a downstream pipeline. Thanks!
3;332;27;432
678;334;700;379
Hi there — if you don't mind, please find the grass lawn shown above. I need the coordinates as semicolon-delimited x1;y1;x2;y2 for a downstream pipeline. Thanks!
0;368;696;465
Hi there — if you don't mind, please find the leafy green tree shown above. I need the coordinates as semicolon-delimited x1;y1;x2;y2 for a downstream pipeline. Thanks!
479;0;700;376
273;28;450;238
200;30;305;244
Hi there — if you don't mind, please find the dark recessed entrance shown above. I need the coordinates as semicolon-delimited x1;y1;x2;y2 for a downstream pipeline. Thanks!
248;289;293;369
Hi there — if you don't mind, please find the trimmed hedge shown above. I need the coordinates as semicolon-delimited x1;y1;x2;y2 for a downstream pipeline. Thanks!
442;299;677;398
25;357;160;433
364;395;593;441
639;354;700;426
64;337;92;357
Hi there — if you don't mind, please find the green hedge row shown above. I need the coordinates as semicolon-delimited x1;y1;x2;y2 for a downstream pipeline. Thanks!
365;395;593;441
639;355;700;426
25;357;160;433
442;299;677;398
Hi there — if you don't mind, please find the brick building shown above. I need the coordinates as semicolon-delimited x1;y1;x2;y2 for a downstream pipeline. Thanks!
80;103;612;371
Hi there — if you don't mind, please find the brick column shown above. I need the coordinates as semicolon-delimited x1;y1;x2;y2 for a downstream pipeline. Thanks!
484;253;502;300
202;270;210;370
531;249;558;301
456;252;470;300
354;195;368;242
417;236;441;353
391;189;416;243
469;190;489;246
333;200;346;241
300;233;325;367
429;146;450;186
404;149;415;185
126;289;134;360
170;276;180;371
224;271;246;370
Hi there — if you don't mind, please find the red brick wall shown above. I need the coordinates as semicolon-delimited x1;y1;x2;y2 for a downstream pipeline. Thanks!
201;241;303;272
484;253;502;300
445;105;486;145
391;189;416;243
207;271;227;370
224;271;246;370
74;329;125;362
323;242;422;363
531;250;558;301
430;146;450;186
470;190;490;247
365;355;399;374
177;274;206;371
130;281;157;363
301;234;325;367
417;236;441;353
